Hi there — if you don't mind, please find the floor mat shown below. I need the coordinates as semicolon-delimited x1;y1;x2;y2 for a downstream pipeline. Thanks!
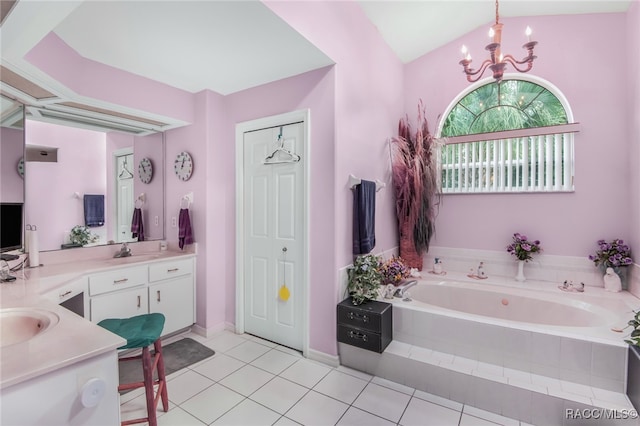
118;337;214;392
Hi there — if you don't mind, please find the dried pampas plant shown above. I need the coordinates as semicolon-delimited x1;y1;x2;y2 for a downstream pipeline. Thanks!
391;100;440;259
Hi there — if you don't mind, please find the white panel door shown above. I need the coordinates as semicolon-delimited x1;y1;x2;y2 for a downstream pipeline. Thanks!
116;154;135;243
243;123;304;350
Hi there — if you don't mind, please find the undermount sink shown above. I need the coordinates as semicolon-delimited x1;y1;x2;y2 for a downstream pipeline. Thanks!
109;253;162;264
0;308;59;348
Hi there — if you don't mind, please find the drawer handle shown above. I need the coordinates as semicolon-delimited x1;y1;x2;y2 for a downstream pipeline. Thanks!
167;268;179;273
137;295;141;308
157;290;161;302
113;278;129;284
59;290;72;298
348;330;368;342
347;312;369;323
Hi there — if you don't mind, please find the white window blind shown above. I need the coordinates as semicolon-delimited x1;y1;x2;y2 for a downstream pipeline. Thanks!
440;126;577;193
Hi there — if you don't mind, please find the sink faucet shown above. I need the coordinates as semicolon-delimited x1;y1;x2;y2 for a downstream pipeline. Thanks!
113;243;132;258
394;280;417;298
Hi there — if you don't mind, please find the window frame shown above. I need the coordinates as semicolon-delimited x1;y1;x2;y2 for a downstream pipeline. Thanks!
436;74;579;194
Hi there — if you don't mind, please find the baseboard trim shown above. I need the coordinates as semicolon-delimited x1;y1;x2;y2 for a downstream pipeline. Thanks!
307;348;340;367
191;322;228;339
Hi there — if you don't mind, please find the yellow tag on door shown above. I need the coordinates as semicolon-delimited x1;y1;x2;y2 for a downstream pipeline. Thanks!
278;284;290;301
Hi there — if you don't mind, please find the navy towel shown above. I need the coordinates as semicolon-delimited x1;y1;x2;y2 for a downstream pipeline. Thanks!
352;180;376;255
178;208;193;250
131;208;144;241
84;194;104;227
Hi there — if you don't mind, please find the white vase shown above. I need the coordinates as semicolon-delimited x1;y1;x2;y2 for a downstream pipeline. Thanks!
515;260;526;282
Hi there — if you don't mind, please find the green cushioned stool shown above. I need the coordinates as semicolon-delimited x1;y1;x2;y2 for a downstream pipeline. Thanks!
98;313;168;426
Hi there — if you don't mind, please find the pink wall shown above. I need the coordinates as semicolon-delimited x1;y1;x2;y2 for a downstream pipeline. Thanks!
164;91;213;327
26;33;195;125
25;121;107;251
134;133;164;240
224;66;336;352
627;0;640;259
404;13;631;258
1;127;24;203
266;1;404;355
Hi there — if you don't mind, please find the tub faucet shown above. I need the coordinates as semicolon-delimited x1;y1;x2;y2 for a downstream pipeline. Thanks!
113;242;132;258
394;280;417;298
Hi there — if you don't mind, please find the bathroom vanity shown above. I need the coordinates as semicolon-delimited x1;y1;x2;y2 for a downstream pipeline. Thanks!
0;246;196;425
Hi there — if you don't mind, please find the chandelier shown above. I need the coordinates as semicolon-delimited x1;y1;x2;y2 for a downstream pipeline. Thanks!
459;0;538;83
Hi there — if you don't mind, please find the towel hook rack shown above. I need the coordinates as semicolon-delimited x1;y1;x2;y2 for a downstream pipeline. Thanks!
348;174;385;192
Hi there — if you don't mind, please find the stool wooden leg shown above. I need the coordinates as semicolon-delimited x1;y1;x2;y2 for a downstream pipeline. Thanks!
154;339;169;412
142;347;157;426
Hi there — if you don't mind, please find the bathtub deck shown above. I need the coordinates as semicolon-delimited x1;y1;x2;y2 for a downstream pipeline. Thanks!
339;341;639;425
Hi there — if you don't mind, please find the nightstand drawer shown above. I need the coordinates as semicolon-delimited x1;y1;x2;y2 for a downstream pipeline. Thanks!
337;298;391;333
337;324;385;353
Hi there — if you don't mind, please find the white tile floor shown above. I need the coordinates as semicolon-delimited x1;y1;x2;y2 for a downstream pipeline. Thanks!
119;331;532;426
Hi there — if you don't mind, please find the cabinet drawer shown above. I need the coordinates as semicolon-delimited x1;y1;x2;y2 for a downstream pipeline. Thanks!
337;325;386;353
149;258;193;282
88;266;147;296
337;298;391;334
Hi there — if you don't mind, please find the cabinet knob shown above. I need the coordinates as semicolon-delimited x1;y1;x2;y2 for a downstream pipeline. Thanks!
60;290;72;298
167;268;179;273
137;295;141;308
113;278;129;284
157;290;161;302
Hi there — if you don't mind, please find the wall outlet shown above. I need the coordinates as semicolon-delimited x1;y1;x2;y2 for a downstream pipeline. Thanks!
154;216;159;226
171;217;177;228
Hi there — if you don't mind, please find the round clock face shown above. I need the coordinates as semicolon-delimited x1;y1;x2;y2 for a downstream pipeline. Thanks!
17;157;24;178
174;151;193;181
138;157;153;184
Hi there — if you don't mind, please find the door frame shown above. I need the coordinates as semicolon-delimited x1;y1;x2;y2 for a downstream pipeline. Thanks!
112;147;134;243
235;109;310;357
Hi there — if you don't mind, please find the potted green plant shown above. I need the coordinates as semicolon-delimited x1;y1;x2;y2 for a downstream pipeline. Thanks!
347;254;383;305
390;100;440;270
69;225;98;246
625;310;640;347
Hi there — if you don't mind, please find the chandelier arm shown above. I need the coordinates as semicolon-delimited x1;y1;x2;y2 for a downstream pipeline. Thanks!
461;59;494;83
502;55;535;73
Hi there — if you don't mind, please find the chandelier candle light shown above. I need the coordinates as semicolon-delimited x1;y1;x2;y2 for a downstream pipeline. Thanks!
459;0;538;83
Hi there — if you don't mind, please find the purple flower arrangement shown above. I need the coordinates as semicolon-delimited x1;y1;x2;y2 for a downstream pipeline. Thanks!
589;239;633;268
380;256;411;285
506;233;542;262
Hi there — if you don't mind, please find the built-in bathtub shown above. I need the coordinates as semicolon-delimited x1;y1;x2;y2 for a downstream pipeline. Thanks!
338;272;640;423
389;277;638;392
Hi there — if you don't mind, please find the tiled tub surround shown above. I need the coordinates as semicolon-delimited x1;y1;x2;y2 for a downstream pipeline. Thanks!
339;256;640;425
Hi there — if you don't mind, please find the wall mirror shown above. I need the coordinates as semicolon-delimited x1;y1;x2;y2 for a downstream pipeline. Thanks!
0;94;25;254
24;117;165;252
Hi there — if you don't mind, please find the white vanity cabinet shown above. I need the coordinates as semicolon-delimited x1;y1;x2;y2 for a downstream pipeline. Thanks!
89;265;149;324
91;286;149;324
148;258;195;335
86;256;195;336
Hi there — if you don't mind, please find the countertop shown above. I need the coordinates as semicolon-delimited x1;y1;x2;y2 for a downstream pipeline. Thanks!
0;248;195;389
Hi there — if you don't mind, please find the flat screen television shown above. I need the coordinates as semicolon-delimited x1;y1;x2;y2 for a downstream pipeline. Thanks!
0;202;23;253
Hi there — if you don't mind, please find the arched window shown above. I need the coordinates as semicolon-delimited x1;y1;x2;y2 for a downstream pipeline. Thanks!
437;76;579;193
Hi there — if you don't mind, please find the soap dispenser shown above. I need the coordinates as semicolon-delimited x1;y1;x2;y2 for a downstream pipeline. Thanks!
433;258;443;274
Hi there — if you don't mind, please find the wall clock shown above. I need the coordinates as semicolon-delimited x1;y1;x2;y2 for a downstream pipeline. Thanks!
17;157;24;178
174;151;193;181
138;157;153;184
